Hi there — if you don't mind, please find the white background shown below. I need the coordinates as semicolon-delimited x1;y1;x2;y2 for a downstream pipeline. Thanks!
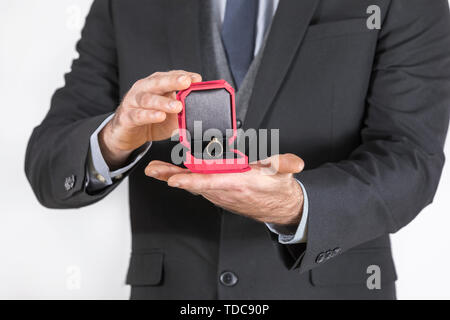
1;0;449;299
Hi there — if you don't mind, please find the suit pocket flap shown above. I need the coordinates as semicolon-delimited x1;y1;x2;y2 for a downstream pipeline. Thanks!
310;249;397;287
126;252;164;286
305;18;374;41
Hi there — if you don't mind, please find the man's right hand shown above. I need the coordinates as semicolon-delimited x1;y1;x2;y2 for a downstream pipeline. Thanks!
99;70;202;169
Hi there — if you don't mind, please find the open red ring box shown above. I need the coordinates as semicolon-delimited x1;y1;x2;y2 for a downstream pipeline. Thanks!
176;80;250;174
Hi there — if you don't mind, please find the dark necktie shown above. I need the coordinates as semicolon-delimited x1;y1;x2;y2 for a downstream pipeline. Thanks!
221;0;259;89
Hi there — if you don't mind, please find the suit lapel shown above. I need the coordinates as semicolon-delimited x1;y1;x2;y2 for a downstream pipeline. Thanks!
167;0;203;74
245;0;320;129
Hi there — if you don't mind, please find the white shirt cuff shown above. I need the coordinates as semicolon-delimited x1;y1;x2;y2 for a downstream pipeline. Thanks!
266;180;309;244
88;114;151;187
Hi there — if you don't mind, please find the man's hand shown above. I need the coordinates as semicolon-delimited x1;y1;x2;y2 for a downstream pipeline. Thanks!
144;154;305;225
99;70;202;169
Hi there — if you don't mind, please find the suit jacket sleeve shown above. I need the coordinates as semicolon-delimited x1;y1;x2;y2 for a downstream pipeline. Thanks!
25;0;121;208
275;0;450;273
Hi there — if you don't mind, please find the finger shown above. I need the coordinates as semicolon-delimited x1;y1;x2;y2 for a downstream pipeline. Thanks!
181;70;202;83
167;173;237;192
276;153;305;173
168;70;202;83
127;108;166;126
136;71;202;95
253;153;305;174
145;161;189;181
136;92;183;114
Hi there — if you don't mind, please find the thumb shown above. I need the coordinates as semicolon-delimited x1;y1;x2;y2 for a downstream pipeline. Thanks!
253;153;305;174
276;153;305;174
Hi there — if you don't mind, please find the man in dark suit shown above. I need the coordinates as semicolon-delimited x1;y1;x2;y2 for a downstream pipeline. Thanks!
25;0;450;299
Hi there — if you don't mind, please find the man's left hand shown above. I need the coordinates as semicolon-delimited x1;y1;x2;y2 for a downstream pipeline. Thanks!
145;154;305;226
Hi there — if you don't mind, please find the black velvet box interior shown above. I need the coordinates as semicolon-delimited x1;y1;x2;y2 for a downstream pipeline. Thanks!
184;88;236;159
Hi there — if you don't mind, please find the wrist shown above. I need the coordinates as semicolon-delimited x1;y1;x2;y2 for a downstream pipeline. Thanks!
278;179;304;226
99;122;133;170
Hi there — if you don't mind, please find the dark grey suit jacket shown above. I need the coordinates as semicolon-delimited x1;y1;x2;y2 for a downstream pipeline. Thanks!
25;0;450;299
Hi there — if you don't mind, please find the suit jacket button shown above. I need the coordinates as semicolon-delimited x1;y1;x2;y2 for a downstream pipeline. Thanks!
220;271;238;287
236;119;243;129
64;175;76;191
315;252;326;264
333;247;342;255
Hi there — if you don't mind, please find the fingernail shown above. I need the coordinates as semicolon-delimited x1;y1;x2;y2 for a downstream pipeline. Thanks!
148;170;158;177
178;75;187;83
169;101;180;111
153;111;164;118
169;181;180;188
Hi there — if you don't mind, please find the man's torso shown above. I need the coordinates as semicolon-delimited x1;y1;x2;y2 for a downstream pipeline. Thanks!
112;0;397;299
